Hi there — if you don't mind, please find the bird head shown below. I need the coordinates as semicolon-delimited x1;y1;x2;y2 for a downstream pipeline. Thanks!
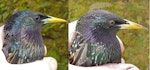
76;10;147;37
5;10;67;32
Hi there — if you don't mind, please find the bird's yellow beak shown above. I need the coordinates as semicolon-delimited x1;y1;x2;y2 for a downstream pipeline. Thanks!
119;19;148;30
42;16;67;24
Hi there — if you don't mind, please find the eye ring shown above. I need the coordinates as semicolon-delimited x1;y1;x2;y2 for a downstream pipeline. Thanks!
109;20;115;26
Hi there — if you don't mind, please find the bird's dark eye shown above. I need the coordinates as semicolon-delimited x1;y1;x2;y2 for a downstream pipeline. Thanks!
35;15;41;21
109;20;115;26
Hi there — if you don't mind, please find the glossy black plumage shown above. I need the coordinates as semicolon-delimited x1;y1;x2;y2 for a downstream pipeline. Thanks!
69;10;130;66
2;10;66;64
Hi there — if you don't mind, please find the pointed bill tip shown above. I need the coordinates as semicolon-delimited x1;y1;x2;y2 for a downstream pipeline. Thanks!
50;16;67;23
42;16;67;24
119;19;148;30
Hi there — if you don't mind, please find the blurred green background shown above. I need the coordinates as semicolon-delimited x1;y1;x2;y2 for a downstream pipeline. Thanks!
69;0;149;70
0;0;68;70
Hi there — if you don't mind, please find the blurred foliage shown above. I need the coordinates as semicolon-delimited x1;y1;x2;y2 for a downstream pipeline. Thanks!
69;0;149;70
0;0;68;70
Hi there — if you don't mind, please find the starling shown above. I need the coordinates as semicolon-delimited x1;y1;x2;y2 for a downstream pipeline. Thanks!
69;10;147;66
2;10;66;64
